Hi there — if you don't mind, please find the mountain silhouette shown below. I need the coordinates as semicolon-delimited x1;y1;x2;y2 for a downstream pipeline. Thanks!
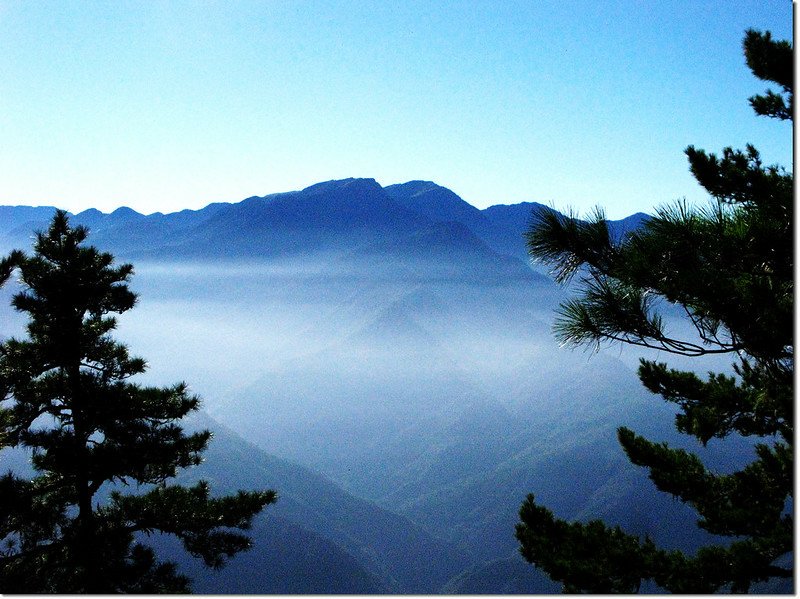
0;178;650;270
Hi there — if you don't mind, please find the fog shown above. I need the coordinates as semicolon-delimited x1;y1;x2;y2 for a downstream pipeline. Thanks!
0;256;753;568
96;261;736;497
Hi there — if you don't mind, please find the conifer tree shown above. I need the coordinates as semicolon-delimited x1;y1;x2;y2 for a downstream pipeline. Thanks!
515;29;792;593
0;212;276;593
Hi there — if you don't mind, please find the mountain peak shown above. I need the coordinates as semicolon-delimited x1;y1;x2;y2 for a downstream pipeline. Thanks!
301;178;381;196
386;180;442;196
109;206;144;219
385;180;454;199
385;181;482;221
71;207;107;228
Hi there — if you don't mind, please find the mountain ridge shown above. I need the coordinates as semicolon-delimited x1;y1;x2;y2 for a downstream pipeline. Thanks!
0;178;648;240
0;179;650;279
0;178;647;221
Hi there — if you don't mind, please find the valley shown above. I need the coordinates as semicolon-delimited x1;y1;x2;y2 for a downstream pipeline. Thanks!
0;179;754;592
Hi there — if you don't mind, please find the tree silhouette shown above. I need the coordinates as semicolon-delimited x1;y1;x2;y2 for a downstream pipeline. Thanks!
516;29;792;593
0;212;276;592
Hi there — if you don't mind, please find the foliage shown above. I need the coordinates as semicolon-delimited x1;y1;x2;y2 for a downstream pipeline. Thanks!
0;213;276;592
516;29;792;593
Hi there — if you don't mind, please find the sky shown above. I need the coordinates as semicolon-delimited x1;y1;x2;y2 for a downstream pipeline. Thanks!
0;0;792;218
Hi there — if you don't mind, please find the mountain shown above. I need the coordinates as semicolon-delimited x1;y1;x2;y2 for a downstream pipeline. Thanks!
480;201;651;263
481;201;554;237
441;554;561;594
189;255;732;574
0;205;60;251
346;220;544;283
170;411;472;593
0;178;650;268
76;204;230;256
0;205;61;234
207;286;487;497
153;515;388;594
131;178;431;261
385;182;554;266
0;407;470;594
384;181;505;250
0;180;690;595
607;211;650;240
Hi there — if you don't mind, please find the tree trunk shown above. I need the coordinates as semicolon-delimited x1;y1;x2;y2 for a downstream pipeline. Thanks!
69;360;98;593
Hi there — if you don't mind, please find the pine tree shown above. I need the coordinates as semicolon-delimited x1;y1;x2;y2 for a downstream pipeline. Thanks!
0;212;276;593
515;29;792;593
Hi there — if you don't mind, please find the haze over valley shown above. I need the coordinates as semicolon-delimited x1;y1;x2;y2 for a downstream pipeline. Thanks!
0;179;765;592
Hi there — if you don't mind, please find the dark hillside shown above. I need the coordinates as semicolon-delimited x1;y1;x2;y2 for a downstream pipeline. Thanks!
172;412;472;593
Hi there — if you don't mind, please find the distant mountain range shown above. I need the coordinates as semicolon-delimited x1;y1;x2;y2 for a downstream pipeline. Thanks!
0;178;650;271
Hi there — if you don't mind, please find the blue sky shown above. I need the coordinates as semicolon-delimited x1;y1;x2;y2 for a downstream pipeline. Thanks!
0;0;792;217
